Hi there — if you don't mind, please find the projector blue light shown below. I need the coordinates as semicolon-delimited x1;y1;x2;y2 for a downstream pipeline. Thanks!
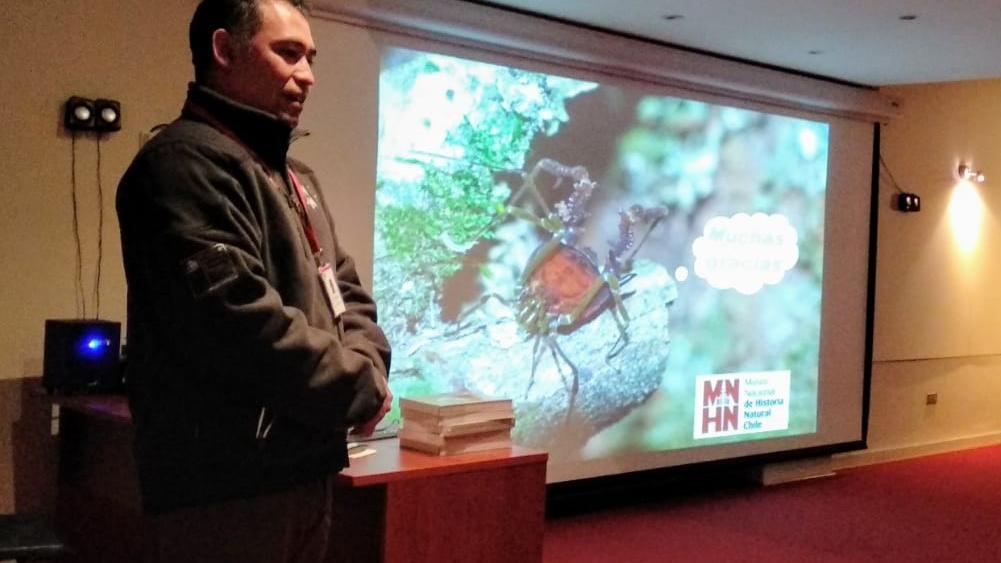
78;334;113;360
44;319;122;394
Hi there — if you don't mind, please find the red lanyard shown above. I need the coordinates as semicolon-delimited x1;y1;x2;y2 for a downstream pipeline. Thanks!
184;99;324;261
287;169;323;259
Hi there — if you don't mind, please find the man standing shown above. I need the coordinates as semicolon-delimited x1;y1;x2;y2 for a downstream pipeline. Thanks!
116;1;391;561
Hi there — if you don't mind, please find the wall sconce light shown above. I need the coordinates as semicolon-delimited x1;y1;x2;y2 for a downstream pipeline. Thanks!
959;164;986;183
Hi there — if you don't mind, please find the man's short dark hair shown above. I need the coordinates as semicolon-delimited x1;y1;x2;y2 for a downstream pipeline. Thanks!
189;0;309;83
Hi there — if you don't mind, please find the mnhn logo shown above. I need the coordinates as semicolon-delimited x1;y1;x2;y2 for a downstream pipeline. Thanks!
701;378;739;434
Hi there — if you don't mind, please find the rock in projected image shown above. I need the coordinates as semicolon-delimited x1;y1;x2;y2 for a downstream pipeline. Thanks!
439;159;678;455
692;213;799;295
443;258;677;455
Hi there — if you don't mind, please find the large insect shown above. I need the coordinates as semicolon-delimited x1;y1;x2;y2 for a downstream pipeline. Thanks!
462;158;666;418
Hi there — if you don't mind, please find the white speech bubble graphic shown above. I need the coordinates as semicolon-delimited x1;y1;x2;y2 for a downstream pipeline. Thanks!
692;213;799;295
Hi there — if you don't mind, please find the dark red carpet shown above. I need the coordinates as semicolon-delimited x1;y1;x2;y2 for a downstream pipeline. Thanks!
544;445;1001;562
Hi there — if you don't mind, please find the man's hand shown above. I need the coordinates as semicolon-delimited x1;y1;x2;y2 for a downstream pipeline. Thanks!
351;386;393;437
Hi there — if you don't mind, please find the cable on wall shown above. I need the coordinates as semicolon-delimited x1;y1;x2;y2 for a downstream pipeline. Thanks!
94;134;105;318
878;154;904;195
71;131;86;317
63;94;122;320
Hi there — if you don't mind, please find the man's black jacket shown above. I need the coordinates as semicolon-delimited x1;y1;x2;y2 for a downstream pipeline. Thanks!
117;84;390;513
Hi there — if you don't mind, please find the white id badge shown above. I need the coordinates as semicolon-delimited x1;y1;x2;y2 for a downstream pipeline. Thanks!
318;263;347;318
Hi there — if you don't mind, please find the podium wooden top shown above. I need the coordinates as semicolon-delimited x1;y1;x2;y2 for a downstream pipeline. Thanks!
339;439;547;487
50;393;549;487
51;393;132;423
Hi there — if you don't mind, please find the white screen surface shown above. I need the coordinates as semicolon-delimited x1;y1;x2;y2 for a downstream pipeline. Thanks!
298;11;875;482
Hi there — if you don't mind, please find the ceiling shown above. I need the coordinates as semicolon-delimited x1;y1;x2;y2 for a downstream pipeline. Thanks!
473;0;1001;87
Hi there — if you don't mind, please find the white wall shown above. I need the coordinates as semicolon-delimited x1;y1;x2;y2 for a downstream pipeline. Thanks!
0;1;192;380
0;0;193;513
842;79;1001;466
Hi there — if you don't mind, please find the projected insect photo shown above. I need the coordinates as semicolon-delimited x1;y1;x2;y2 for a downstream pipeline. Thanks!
373;47;829;462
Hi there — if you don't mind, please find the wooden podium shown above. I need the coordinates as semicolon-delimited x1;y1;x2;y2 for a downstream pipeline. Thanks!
330;440;547;563
53;395;547;563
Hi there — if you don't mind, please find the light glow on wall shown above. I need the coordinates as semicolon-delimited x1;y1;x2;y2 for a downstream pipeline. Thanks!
948;180;984;253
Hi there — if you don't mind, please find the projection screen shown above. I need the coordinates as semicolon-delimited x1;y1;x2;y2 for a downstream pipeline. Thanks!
297;0;890;483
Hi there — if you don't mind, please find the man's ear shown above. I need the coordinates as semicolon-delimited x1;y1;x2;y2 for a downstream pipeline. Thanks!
211;29;236;70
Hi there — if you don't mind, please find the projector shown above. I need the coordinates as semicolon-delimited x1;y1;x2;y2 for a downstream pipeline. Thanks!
43;319;122;394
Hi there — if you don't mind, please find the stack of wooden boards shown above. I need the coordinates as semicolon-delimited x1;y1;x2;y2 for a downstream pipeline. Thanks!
399;392;515;455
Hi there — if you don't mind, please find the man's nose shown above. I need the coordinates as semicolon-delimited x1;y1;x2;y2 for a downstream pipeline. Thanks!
294;59;315;88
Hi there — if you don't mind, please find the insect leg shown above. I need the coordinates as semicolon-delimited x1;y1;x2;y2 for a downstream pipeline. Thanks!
546;336;580;420
525;335;545;399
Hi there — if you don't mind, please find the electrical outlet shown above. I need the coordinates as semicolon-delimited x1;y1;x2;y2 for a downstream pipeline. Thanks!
50;404;61;436
925;393;938;405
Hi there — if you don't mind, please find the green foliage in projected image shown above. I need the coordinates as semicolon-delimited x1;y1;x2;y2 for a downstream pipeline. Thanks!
379;166;499;284
375;50;597;332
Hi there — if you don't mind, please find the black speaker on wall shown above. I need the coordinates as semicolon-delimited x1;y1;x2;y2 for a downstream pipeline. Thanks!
43;319;122;394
